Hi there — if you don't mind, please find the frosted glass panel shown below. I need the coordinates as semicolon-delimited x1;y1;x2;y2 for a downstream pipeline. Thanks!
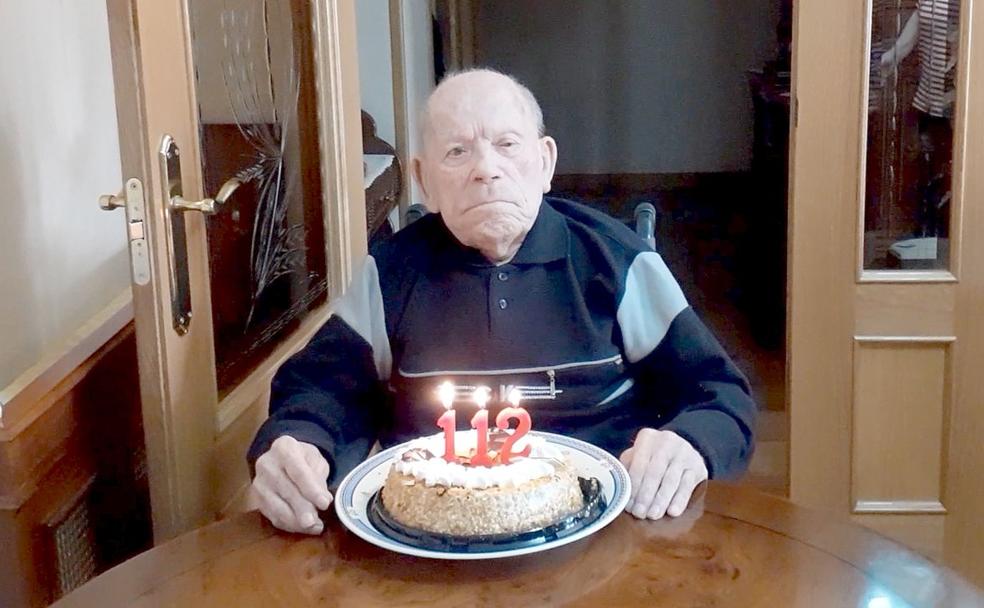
189;0;328;394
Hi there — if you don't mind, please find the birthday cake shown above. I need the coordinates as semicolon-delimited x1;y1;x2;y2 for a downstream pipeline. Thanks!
379;429;585;537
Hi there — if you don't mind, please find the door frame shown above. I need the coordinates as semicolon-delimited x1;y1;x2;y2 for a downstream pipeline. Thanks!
105;0;366;541
944;0;984;583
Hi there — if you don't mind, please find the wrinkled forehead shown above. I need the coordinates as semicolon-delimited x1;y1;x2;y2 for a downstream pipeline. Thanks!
424;80;537;143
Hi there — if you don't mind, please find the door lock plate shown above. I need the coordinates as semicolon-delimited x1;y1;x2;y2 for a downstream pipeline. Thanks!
122;178;150;286
159;135;192;336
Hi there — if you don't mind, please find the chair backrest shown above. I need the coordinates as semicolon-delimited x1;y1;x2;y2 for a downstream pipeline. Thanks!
634;201;657;250
405;204;429;226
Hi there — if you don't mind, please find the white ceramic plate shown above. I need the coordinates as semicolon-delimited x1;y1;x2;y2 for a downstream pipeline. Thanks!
334;431;631;560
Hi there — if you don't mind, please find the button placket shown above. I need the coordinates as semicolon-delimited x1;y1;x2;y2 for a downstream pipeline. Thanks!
489;267;512;329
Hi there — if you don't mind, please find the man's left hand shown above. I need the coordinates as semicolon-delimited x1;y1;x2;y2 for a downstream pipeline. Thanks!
619;428;708;520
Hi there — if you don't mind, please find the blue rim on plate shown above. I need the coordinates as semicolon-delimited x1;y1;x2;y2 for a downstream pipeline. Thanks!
334;431;631;560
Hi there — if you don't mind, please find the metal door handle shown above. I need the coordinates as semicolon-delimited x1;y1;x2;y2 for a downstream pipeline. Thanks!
159;136;246;334
170;177;243;214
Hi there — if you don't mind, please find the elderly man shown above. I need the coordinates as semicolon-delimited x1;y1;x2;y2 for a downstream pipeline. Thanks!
247;69;755;535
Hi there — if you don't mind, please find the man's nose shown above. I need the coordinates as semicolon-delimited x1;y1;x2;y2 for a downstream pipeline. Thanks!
471;145;502;183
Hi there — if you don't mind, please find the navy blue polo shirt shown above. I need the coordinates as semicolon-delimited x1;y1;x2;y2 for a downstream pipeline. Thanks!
248;198;756;486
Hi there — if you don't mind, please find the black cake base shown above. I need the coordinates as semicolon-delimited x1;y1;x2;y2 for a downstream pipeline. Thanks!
367;477;608;554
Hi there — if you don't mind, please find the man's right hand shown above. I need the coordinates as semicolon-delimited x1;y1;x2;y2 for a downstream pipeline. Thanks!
250;435;333;534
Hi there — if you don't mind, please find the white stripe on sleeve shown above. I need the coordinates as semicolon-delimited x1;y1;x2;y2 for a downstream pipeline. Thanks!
616;251;689;363
330;255;392;381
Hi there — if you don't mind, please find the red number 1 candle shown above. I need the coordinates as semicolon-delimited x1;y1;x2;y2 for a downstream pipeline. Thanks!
469;387;494;466
436;382;457;462
496;388;532;463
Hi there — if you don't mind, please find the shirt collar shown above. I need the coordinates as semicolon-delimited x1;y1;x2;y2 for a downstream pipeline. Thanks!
508;199;569;264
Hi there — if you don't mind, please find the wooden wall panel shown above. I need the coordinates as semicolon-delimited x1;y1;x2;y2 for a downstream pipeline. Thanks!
855;284;956;337
852;341;949;510
0;454;96;607
0;326;150;606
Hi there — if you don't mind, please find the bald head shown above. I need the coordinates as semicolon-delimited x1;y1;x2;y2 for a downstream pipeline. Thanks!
410;68;558;264
419;69;545;148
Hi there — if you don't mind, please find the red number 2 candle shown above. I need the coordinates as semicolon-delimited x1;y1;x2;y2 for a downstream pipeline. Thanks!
496;388;532;463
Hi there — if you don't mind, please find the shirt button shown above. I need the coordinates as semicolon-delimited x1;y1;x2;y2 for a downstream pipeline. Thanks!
498;298;508;310
497;271;509;281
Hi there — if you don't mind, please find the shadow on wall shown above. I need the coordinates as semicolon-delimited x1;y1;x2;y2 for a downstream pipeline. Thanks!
473;0;779;174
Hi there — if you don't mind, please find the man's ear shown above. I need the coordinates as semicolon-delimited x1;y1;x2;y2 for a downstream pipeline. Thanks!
538;136;558;193
411;157;438;213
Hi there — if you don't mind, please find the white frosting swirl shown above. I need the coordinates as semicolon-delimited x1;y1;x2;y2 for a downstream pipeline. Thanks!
392;431;565;489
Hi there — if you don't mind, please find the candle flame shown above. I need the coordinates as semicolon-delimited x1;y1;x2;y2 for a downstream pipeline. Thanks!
472;386;491;409
437;381;456;410
507;387;522;407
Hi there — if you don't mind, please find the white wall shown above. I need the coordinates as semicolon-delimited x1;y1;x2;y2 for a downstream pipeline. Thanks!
356;0;397;146
356;0;435;207
474;0;778;174
401;0;436;206
0;1;129;390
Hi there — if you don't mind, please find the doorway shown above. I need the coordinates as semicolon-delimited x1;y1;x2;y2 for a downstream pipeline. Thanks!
430;0;794;495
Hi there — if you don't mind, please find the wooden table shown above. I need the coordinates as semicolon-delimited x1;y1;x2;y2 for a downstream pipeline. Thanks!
55;483;982;607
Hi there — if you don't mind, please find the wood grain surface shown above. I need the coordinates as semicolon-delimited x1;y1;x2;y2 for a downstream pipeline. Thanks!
54;483;983;607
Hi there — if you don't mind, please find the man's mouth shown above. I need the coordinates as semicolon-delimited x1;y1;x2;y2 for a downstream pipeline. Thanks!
469;199;514;210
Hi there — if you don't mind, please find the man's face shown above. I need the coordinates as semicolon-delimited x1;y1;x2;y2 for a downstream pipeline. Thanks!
413;73;557;262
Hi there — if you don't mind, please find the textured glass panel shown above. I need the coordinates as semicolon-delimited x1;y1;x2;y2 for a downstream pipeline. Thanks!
865;0;959;270
189;0;328;394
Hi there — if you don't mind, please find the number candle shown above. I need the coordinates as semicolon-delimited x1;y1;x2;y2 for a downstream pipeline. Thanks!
436;382;457;462
469;386;494;466
496;388;532;463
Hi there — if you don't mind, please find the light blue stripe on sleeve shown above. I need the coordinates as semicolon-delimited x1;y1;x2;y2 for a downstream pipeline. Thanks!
330;255;392;381
616;251;688;363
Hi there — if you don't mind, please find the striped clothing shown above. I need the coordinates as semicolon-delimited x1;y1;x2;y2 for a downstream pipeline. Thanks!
914;0;960;117
247;198;756;484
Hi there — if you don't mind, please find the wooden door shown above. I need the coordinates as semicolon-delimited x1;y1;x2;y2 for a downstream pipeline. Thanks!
102;0;366;541
789;0;984;584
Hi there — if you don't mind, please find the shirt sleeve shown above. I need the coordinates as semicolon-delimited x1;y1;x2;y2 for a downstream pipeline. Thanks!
246;256;392;488
616;251;756;479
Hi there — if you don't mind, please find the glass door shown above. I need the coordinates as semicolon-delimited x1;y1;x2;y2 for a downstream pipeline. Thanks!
104;0;365;540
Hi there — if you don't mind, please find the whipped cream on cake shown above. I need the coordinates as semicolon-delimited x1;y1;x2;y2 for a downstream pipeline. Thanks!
392;431;563;489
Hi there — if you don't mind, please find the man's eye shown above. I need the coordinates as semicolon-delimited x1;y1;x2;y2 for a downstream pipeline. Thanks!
498;140;518;148
446;147;466;159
